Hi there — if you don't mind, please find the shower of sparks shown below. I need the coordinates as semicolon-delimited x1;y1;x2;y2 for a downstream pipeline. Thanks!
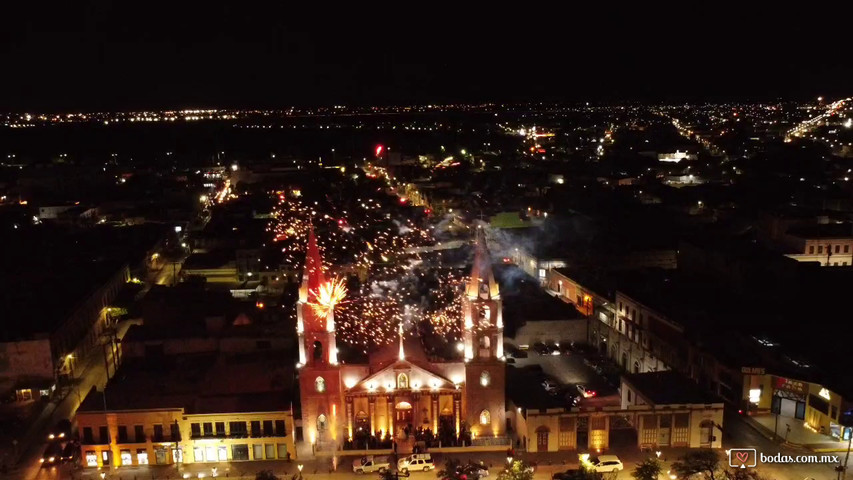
309;277;348;319
269;164;473;352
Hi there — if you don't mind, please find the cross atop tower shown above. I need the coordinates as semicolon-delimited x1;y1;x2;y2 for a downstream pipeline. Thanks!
466;228;500;300
303;225;326;295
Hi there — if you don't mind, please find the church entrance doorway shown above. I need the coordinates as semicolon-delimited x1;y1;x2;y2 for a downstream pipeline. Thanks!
395;401;413;424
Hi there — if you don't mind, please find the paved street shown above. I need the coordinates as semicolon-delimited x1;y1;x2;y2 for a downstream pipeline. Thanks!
27;440;846;480
721;412;844;479
22;412;846;480
10;321;133;480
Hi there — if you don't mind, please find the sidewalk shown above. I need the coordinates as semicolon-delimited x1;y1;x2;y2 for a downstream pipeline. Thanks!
749;414;851;452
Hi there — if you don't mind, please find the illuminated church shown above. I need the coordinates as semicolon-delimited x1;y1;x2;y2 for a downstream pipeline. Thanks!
296;228;506;454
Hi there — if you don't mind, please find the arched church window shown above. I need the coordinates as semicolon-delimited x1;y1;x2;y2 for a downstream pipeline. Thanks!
317;414;327;431
397;373;409;389
313;341;324;362
315;376;326;393
479;409;490;426
479;335;491;349
633;360;640;374
480;371;491;387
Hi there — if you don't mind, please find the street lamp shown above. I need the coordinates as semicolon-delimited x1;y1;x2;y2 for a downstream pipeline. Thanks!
100;472;106;480
297;464;304;480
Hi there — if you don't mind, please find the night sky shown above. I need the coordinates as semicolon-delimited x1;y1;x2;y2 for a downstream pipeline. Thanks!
1;4;849;111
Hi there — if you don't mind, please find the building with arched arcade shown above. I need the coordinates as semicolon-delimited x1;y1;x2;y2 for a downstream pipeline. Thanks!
296;229;507;455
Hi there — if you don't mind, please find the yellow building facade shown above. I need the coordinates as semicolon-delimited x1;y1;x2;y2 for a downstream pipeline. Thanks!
77;407;296;468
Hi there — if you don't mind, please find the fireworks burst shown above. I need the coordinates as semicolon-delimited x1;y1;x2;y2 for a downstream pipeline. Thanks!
269;165;471;351
309;277;348;319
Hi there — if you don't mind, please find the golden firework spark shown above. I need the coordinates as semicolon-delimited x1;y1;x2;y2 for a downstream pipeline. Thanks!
309;277;348;319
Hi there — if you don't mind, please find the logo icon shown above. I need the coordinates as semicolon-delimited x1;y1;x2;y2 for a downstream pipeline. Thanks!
728;448;757;468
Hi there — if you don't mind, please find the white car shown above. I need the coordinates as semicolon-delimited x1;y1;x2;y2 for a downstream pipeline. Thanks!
576;384;597;398
588;455;623;473
353;455;391;474
398;454;435;473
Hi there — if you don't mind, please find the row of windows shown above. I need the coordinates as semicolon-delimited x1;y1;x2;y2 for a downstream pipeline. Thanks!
82;419;287;445
83;424;180;445
618;302;645;325
84;442;290;467
190;420;287;438
808;244;851;255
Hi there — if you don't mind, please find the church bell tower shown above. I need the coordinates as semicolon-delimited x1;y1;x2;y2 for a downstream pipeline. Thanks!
462;229;506;438
297;227;342;449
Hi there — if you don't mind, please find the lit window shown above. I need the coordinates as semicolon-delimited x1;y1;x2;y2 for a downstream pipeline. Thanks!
749;388;761;404
85;452;98;467
137;449;149;465
120;449;133;466
317;414;327;432
315;377;326;393
397;373;409;389
480;371;491;387
479;410;491;425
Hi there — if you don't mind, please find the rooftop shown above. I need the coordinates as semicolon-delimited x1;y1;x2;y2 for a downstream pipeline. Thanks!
623;371;721;405
0;224;164;341
78;352;294;414
787;222;853;239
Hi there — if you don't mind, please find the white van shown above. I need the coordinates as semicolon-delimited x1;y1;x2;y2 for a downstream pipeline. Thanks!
397;453;435;473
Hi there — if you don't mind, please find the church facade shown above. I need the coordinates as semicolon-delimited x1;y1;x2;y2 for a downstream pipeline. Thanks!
296;229;507;454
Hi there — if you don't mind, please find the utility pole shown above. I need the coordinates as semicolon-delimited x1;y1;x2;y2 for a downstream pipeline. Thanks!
842;428;852;480
102;341;111;380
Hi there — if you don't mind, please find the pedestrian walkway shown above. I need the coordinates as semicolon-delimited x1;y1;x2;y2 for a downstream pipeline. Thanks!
750;414;850;451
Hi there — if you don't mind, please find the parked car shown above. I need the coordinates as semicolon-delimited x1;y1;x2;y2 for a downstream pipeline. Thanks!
552;469;581;480
542;379;559;393
48;419;72;442
545;342;560;355
512;348;528;359
532;342;549;355
576;384;597;398
587;455;623;473
464;462;489;478
559;343;575;355
353;455;391;473
398;453;435;473
560;389;580;406
40;443;63;467
61;441;79;463
505;357;516;364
